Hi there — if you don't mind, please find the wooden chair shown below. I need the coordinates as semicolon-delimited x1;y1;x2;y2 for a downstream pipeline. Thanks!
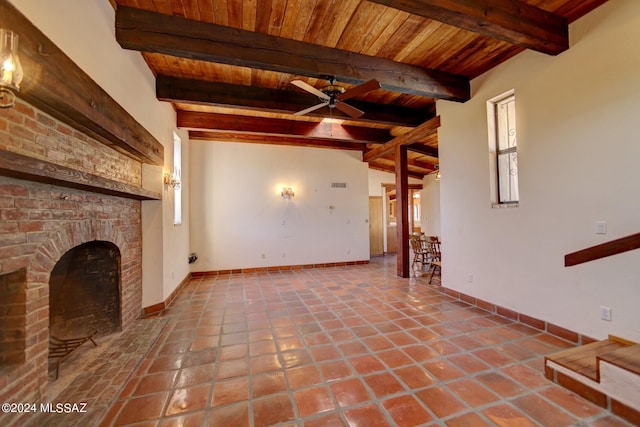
410;235;429;269
425;236;441;284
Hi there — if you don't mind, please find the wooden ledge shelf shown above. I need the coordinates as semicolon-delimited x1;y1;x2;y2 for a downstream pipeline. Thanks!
565;233;640;267
0;150;161;201
1;1;164;166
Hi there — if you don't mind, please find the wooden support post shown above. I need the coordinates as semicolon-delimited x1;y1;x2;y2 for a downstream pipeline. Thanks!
395;145;410;278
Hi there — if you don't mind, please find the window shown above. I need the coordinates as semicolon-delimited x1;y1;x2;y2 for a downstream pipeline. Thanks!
487;90;519;205
173;132;182;225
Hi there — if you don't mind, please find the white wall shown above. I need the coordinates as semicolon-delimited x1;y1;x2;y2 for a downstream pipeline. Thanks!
421;174;441;237
190;142;370;270
12;0;189;308
438;0;640;341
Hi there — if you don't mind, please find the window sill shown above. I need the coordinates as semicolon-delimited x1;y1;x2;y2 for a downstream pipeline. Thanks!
491;202;519;209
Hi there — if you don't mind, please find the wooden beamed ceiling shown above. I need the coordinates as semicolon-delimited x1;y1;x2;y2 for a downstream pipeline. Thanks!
111;0;608;178
368;0;569;55
157;75;435;127
116;5;471;100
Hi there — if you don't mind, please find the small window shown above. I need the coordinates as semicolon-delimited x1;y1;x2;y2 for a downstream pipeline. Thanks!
487;90;519;205
173;132;182;225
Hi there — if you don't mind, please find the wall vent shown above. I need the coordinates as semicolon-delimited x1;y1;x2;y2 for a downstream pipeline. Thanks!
331;182;348;189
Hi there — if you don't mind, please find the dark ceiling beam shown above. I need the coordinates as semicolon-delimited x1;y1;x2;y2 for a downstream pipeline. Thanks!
189;131;364;152
157;76;434;127
409;158;437;172
0;1;163;165
178;111;392;144
116;6;470;101
372;152;435;172
364;116;441;162
368;162;425;180
408;143;439;158
369;0;568;55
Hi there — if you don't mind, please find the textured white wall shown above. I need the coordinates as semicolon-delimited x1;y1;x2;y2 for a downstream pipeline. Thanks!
421;174;441;238
12;0;189;308
190;142;370;270
437;0;640;341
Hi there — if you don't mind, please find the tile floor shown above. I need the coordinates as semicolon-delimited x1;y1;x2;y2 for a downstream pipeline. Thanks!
44;256;636;426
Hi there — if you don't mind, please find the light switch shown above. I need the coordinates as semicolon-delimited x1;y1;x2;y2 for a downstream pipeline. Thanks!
595;221;607;235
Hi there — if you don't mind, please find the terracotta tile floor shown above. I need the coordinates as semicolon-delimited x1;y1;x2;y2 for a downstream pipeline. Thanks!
50;256;638;426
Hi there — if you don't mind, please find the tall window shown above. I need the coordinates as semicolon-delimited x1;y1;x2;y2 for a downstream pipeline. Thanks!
173;132;182;225
487;90;519;205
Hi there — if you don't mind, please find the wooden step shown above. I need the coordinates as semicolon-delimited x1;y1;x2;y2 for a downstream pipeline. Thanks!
598;343;640;376
545;337;640;425
545;339;631;381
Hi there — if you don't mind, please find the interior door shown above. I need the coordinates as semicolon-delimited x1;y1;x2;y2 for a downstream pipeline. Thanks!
369;196;384;256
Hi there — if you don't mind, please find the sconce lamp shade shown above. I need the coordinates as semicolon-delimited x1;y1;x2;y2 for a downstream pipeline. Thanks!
0;29;23;108
281;187;295;199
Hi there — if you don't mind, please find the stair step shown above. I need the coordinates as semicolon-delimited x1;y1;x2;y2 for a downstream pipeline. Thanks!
545;339;630;381
545;338;640;425
598;343;640;376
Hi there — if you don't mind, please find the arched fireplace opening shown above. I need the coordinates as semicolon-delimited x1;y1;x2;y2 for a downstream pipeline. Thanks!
49;241;122;341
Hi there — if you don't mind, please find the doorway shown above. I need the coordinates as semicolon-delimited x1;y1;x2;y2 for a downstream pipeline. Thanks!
369;196;384;256
382;183;423;253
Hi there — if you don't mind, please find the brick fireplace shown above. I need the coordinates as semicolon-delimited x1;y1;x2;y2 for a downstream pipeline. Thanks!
0;100;146;405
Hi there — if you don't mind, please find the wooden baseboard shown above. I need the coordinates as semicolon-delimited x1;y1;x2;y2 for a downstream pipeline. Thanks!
438;286;597;345
191;260;370;277
142;273;191;316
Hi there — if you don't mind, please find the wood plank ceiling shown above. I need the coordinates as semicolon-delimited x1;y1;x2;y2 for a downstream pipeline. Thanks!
110;0;607;179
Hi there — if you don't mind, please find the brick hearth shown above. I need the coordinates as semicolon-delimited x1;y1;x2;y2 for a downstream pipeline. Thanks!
0;100;146;413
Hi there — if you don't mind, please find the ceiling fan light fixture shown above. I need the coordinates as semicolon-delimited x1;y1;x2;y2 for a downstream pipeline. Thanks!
290;77;379;118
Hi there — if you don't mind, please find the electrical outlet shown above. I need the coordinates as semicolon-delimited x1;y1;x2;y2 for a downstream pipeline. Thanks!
596;221;607;235
467;274;473;283
600;306;612;321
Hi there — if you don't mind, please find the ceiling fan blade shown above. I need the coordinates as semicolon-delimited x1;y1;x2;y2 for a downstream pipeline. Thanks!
291;80;330;100
337;79;381;101
335;101;364;118
293;102;329;116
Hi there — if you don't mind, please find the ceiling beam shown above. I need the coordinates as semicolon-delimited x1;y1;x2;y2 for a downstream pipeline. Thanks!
369;0;568;55
409;158;437;172
408;144;439;158
178;111;392;144
372;152;435;173
116;6;470;101
364;116;441;162
157;76;434;127
189;131;364;152
368;162;425;180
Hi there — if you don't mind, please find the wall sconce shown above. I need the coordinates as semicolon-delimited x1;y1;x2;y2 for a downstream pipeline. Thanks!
281;187;295;199
0;29;23;109
434;165;441;181
164;168;181;190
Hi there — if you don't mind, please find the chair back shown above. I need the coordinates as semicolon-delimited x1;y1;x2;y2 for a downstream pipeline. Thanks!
426;236;441;261
409;235;423;253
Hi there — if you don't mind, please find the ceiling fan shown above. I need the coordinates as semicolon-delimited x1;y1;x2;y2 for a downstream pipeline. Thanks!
291;77;381;118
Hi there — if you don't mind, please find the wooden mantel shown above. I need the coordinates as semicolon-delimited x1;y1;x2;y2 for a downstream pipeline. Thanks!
0;150;161;201
0;1;164;166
